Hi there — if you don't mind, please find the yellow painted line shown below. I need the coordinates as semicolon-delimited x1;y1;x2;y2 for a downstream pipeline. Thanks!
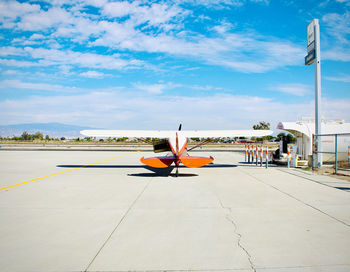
0;151;139;191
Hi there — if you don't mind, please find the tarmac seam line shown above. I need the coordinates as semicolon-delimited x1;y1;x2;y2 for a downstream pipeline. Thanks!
241;168;350;228
0;151;139;191
80;263;350;272
276;168;350;193
84;178;152;272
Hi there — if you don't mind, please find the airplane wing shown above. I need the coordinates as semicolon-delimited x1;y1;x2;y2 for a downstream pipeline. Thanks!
81;129;272;138
80;130;175;138
181;130;273;138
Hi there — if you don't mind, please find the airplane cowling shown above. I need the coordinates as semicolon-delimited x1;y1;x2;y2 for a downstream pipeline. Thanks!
179;156;214;168
140;156;175;168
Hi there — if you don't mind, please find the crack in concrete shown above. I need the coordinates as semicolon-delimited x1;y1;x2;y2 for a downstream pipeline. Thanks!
225;210;257;272
213;191;256;272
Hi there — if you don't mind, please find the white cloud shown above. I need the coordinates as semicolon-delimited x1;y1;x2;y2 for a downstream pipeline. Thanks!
79;70;105;78
189;85;223;91
2;70;19;75
322;11;350;61
0;79;80;92
29;33;46;40
323;11;350;43
92;26;304;73
0;47;144;70
322;48;350;62
133;82;181;94
0;46;26;56
176;0;269;9
273;83;312;96
102;1;188;29
336;0;350;6
82;0;108;8
101;2;140;18
1;89;348;129
0;58;40;67
0;1;302;73
0;1;40;20
16;7;76;31
325;74;350;82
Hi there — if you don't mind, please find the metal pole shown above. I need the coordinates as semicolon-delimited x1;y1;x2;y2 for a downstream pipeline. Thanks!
335;134;338;174
245;145;247;162
312;134;316;170
314;19;322;168
248;145;250;163
265;146;268;168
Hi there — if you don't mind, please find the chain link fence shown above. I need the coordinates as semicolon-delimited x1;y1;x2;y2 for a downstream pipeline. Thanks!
312;133;350;173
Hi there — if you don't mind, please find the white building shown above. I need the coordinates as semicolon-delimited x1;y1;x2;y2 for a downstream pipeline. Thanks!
277;117;350;161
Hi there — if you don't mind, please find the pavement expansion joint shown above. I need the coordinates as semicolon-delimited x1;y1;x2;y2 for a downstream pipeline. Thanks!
277;168;350;193
88;268;257;272
239;167;350;228
84;178;152;272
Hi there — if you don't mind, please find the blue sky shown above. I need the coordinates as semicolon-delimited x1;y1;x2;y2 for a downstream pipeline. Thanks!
0;0;349;130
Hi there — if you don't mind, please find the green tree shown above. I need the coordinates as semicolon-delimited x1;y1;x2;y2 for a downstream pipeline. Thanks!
276;133;286;141
21;131;31;141
253;121;271;142
253;121;270;130
34;132;44;140
266;135;276;141
286;134;296;143
276;132;296;143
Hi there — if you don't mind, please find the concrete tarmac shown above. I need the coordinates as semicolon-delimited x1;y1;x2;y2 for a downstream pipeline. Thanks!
0;149;350;272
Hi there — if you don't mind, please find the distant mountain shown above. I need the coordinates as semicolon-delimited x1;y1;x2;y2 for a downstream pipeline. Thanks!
0;122;100;138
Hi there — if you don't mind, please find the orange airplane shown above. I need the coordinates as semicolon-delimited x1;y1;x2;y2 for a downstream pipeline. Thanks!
81;125;272;176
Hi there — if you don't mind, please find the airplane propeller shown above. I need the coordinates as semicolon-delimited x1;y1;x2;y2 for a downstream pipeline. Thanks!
174;124;182;176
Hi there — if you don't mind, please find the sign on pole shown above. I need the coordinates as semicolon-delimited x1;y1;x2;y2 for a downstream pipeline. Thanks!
305;20;316;65
305;19;322;168
307;20;315;48
305;50;315;65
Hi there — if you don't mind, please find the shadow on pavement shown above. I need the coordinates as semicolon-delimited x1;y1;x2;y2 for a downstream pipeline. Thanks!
57;163;236;177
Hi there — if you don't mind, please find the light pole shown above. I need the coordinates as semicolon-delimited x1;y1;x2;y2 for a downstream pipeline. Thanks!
305;19;322;168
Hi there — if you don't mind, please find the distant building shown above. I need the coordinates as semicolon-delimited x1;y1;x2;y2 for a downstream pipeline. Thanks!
277;117;350;161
